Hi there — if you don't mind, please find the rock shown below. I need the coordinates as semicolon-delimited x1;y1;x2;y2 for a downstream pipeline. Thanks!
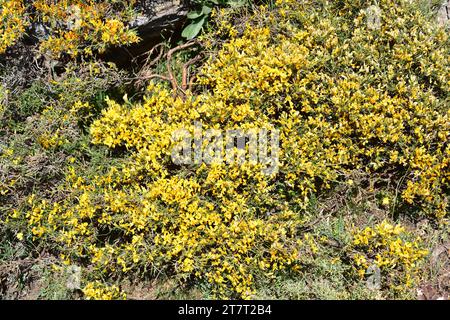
66;265;82;290
437;0;450;26
131;0;186;27
134;0;188;47
103;0;189;66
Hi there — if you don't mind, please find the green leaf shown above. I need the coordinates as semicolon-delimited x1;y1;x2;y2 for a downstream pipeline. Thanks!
182;16;207;40
187;5;212;20
201;5;212;15
228;0;247;8
187;10;203;19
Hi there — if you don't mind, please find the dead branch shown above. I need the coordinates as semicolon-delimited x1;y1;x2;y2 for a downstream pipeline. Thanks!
166;40;199;95
182;54;203;91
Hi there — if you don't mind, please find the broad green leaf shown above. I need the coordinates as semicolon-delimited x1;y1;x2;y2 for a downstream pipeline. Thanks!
187;10;203;19
182;16;207;40
201;5;212;15
228;0;248;8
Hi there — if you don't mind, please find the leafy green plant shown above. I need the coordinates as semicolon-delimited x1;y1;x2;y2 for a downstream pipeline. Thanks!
182;0;249;39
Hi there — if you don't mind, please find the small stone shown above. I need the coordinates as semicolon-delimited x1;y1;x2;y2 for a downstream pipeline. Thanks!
66;265;81;290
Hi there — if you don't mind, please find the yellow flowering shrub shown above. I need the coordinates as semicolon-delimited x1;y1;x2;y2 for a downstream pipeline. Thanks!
4;0;449;299
0;0;140;57
7;81;303;298
350;220;428;290
200;0;449;218
0;0;28;53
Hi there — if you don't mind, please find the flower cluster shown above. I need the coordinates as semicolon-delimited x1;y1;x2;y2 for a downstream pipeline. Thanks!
82;281;126;300
0;0;140;57
0;0;28;53
350;220;428;290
